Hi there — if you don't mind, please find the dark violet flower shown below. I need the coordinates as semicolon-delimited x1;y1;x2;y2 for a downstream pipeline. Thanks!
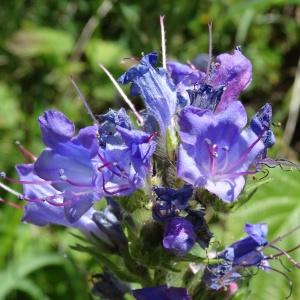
133;285;191;300
220;223;268;267
97;108;132;147
205;223;268;290
177;101;265;202
163;217;196;256
186;209;213;249
203;263;241;290
118;52;178;135
187;83;225;111
16;163;112;245
209;48;252;112
250;103;275;158
96;125;156;196
152;185;193;221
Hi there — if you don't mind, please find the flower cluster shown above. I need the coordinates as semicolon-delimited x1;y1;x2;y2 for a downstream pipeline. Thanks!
1;22;299;300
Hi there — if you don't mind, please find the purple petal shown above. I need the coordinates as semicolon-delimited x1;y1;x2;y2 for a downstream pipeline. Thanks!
34;149;96;192
63;191;95;223
16;164;101;235
38;110;75;148
167;61;204;85
118;53;178;135
244;223;268;245
133;285;191;300
211;49;252;112
72;125;99;158
205;176;245;203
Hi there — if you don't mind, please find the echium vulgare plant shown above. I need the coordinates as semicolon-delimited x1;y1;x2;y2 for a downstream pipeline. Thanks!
2;17;300;300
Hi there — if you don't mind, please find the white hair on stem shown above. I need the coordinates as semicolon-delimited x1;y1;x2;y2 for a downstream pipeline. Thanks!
98;64;144;126
70;77;98;124
160;15;167;69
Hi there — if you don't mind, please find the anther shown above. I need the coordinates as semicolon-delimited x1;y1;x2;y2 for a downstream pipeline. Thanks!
59;169;68;180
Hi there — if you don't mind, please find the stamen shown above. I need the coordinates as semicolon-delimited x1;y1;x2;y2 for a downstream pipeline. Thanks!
121;57;140;65
1;172;92;188
59;168;68;180
148;131;158;142
0;197;22;209
100;172;130;195
218;146;229;172
97;153;123;178
160;15;167;69
0;181;23;198
225;129;266;173
70;77;98;124
98;64;144;126
218;170;257;178
15;141;36;162
206;21;213;76
205;138;218;174
1;173;54;185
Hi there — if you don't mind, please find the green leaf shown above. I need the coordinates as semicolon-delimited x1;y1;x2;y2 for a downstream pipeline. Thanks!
85;39;130;69
0;253;63;299
6;26;74;58
0;83;21;129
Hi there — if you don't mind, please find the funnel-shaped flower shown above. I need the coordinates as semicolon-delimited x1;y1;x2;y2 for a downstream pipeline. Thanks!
16;164;111;244
220;223;268;267
177;102;265;202
163;217;196;256
133;285;191;300
34;110;101;222
118;53;178;135
210;48;252;112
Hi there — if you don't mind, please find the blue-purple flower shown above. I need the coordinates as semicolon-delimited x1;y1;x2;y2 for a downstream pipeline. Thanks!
204;223;269;290
220;223;268;267
209;48;252;112
96;124;156;196
118;53;178;135
133;285;191;300
152;185;193;221
18;109;156;223
250;103;275;158
177;101;265;202
203;263;242;290
163;216;196;256
16;163;112;245
167;48;252;113
33;110;101;222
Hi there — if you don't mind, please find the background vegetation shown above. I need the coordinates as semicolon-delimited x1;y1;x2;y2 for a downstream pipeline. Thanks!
0;0;300;299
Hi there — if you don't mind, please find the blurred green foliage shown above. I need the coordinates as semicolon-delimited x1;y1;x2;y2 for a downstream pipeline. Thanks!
0;0;299;299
